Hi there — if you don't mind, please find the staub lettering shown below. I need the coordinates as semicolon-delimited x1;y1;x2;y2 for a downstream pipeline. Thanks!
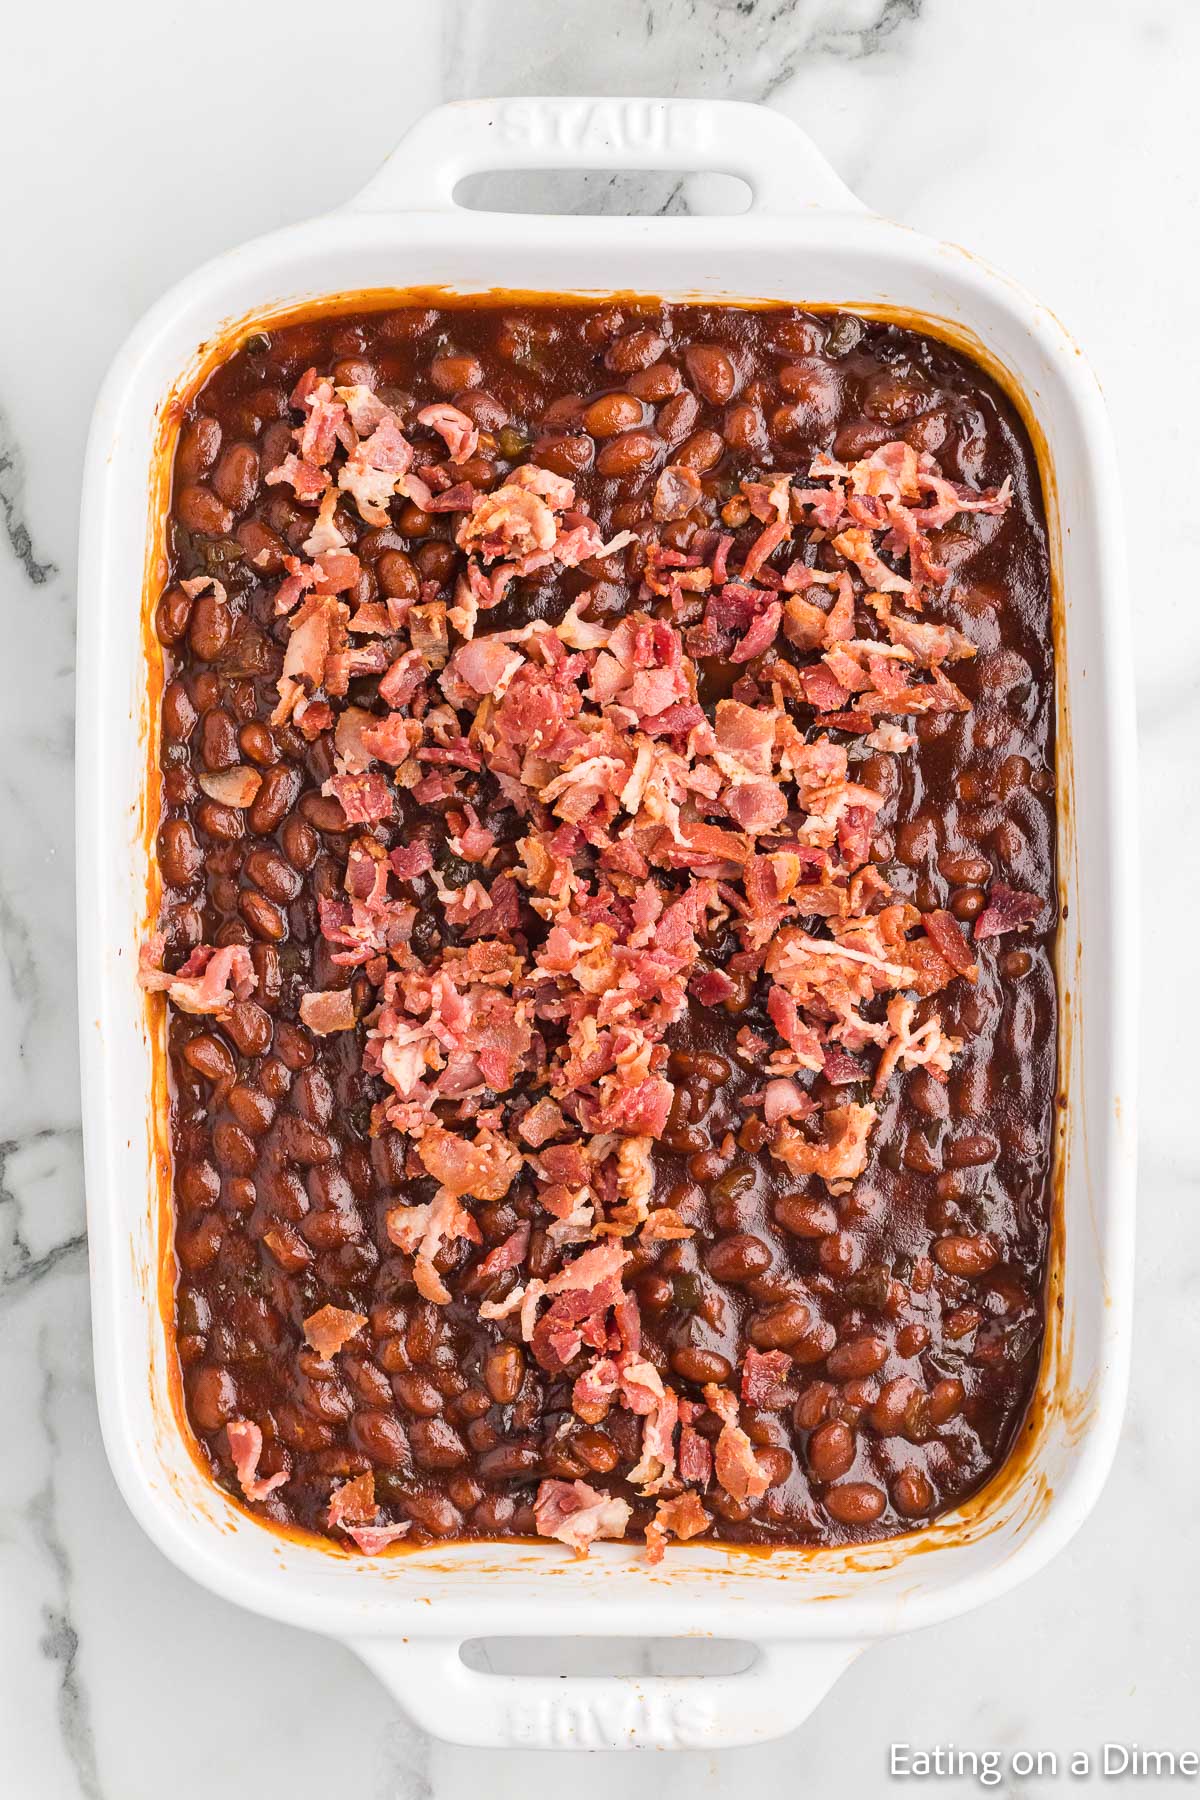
501;1689;712;1750
495;99;710;157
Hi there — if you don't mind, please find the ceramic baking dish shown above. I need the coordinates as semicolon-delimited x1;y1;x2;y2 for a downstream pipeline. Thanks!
76;96;1137;1751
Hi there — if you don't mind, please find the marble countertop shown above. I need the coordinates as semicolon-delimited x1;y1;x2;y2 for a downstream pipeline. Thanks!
1;0;1192;1793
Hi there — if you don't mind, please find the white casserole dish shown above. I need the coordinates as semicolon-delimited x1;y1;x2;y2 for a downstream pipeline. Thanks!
76;96;1137;1751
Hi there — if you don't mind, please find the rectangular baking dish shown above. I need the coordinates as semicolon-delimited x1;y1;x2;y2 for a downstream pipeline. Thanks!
76;96;1137;1751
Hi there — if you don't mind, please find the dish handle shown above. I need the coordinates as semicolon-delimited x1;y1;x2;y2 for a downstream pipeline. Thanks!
349;1634;863;1750
347;96;864;217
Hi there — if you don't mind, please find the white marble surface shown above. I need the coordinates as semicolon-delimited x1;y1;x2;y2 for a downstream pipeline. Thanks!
0;0;1193;1793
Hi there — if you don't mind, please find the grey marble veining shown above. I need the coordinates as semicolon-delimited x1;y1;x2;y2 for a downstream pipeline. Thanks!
0;0;1194;1793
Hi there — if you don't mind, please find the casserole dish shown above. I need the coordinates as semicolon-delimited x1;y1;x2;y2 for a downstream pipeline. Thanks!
77;96;1136;1750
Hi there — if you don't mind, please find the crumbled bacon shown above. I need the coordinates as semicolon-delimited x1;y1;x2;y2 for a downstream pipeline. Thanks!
644;1490;711;1563
302;1304;367;1359
226;1419;287;1503
534;1478;632;1556
974;881;1046;940
153;377;1015;1559
299;987;357;1035
196;766;262;809
703;1383;771;1502
138;937;256;1018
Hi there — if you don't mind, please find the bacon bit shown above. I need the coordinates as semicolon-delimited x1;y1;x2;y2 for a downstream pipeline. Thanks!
476;1223;532;1284
872;995;963;1097
386;1186;482;1306
974;882;1046;940
299;987;357;1035
703;1383;771;1502
644;1490;711;1563
327;1471;378;1529
772;1102;878;1186
417;1123;522;1201
741;1347;793;1409
345;1522;412;1554
417;402;480;464
534;1478;632;1556
572;1356;620;1423
679;1425;713;1488
138;937;256;1018
302;1304;367;1358
518;1097;568;1147
195;766;262;810
388;842;434;882
653;464;703;522
924;909;980;981
327;770;393;825
164;380;1027;1553
225;1419;287;1503
762;1078;813;1125
823;1048;867;1086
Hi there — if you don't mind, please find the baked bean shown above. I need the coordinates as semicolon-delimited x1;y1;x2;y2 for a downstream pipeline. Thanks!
896;1323;930;1357
706;1233;772;1283
261;1222;312;1273
789;1320;838;1365
808;1421;856;1484
748;1301;812;1349
410;1417;468;1471
177;1158;220;1211
431;352;483;392
582;392;644;438
657;390;701;444
245;847;303;904
188;591;233;662
350;1410;410;1468
824;1482;886;1525
573;1428;619;1475
155;586;193;647
596;429;662;477
200;709;239;771
248;764;301;835
756;1446;793;1488
226;1084;274;1135
826;1336;888;1380
177;416;221;481
684;344;737;403
945;1134;998;1169
176;1215;224;1272
670;1346;733;1385
673;427;724;471
212;444;260;512
299;792;349;835
819;1231;861;1278
236;516;288;574
226;1000;272;1057
484;1342;524;1404
892;1468;934;1516
189;1365;238;1431
628;360;681;401
605;327;667;373
933;1234;1000;1276
158;817;202;886
534;434;595;477
176;483;233;537
239;888;287;942
183;1033;235;1086
928;1378;965;1424
162;680;198;742
404;1494;463;1537
375;547;420;600
724;401;767;453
